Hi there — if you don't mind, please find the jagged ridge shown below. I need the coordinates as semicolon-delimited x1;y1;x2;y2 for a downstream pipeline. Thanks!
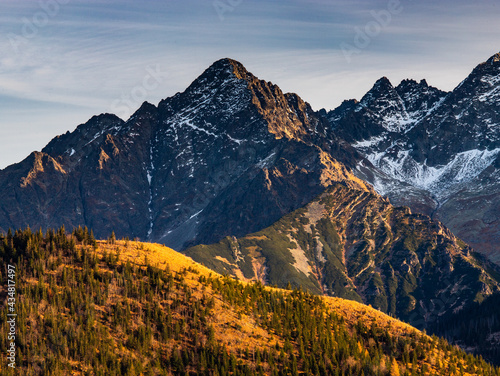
326;51;500;262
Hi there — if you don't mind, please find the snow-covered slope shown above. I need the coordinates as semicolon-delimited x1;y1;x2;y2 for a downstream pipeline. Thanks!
327;52;500;261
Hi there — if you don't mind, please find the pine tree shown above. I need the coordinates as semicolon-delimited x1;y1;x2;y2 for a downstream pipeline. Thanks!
108;231;116;244
390;358;400;376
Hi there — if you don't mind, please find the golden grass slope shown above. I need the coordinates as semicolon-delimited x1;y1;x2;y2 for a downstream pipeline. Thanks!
106;240;420;335
6;231;497;375
102;240;497;375
98;240;278;354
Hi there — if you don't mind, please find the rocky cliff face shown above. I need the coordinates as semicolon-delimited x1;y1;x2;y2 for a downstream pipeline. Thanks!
327;52;500;263
0;58;367;250
186;183;500;328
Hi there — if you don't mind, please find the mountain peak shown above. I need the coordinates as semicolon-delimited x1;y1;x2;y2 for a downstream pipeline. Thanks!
168;57;254;102
128;101;157;118
468;52;500;78
216;58;251;79
166;58;324;142
486;52;500;65
207;57;241;70
451;51;500;109
398;78;429;87
373;76;394;90
201;57;252;82
359;76;396;107
359;76;395;104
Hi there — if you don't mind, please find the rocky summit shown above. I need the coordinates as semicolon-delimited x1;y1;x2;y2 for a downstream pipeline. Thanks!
0;58;367;250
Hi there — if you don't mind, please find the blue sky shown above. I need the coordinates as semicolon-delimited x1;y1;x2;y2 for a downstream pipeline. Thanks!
1;0;499;169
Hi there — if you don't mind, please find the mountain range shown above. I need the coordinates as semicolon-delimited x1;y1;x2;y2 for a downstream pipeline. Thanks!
2;54;499;262
0;58;370;252
186;182;500;329
1;52;500;362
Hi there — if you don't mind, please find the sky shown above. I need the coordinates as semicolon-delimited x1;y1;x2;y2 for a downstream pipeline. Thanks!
0;0;499;169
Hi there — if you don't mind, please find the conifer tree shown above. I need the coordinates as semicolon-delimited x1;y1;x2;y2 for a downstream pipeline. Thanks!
390;357;401;376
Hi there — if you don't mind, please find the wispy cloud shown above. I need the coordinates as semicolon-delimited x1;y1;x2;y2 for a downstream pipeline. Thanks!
0;0;499;168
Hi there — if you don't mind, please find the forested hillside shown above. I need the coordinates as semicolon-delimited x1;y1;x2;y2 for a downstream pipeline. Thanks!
0;228;499;375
